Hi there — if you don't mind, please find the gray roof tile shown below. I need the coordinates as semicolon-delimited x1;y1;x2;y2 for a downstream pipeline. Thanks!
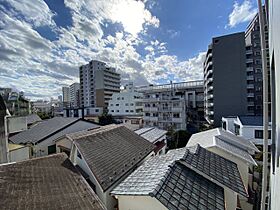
26;114;42;125
74;125;155;191
182;145;248;197
238;116;263;126
135;127;167;143
0;153;106;210
9;117;96;144
152;162;225;210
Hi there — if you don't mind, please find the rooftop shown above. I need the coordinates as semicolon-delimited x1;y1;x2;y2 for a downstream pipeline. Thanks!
135;127;167;143
9;117;98;144
112;144;247;198
238;116;264;126
73;125;155;191
152;162;225;210
26;113;42;125
0;153;106;210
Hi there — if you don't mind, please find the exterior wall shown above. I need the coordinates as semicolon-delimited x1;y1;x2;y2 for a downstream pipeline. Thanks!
7;116;27;134
55;137;73;152
0;100;8;163
80;60;120;109
70;83;80;108
204;33;248;126
269;0;280;209
108;85;143;116
139;81;204;131
62;87;70;103
9;146;30;162
224;189;237;210
116;195;167;210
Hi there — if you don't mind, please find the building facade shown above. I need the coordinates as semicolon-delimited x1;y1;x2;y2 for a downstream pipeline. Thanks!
269;0;280;209
70;82;80;108
138;81;204;131
62;86;70;107
245;9;269;116
108;82;143;116
204;32;248;126
79;60;121;109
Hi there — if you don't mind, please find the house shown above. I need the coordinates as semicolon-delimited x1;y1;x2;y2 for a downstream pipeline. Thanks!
8;143;30;162
135;127;167;155
112;144;248;210
0;153;106;210
9;117;99;157
222;116;272;145
67;125;155;210
187;128;259;210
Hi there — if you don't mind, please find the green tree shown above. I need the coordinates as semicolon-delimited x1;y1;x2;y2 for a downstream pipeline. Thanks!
98;110;115;125
167;129;192;149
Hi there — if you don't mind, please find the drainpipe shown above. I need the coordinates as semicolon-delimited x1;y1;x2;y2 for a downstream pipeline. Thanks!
257;1;269;210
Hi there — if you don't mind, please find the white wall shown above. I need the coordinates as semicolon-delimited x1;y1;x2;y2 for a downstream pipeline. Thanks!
9;146;30;162
116;195;167;210
224;189;237;210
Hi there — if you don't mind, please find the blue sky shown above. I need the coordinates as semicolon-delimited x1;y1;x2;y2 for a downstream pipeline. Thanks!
0;0;258;99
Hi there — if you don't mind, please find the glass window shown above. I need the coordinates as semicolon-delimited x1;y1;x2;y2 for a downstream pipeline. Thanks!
255;130;263;139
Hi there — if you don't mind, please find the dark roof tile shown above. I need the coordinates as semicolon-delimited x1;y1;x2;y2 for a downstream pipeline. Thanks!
0;153;106;210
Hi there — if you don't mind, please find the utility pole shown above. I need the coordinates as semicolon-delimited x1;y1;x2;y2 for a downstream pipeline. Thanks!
257;1;269;210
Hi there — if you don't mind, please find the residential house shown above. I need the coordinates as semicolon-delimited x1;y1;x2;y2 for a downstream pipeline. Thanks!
222;116;272;145
9;117;99;157
135;127;167;155
112;144;248;210
0;153;106;210
187;128;259;210
66;125;155;210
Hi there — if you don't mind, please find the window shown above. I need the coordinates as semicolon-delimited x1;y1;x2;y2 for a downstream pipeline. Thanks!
48;144;56;155
111;110;114;112
145;113;150;116
125;103;129;106
173;113;180;118
130;110;134;112
116;110;119;112
125;110;129;112
77;150;82;159
116;104;119;106
117;97;120;100
130;103;134;106
222;121;227;130
255;130;263;139
234;124;240;135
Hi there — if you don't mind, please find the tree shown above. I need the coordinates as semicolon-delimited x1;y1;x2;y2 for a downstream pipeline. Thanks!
167;129;192;150
98;110;115;125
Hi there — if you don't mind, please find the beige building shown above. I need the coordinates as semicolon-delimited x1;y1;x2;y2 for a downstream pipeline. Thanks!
79;60;121;109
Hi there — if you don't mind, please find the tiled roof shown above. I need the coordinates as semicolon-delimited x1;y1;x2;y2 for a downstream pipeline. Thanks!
74;125;155;191
0;153;106;210
152;162;225;210
181;145;248;197
9;117;97;144
238;116;263;126
135;127;167;143
111;147;186;195
215;137;257;165
26;114;42;125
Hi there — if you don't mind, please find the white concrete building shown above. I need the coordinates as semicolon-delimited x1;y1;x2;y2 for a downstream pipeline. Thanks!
137;81;204;131
32;100;52;114
108;83;143;116
70;82;80;107
269;0;280;209
222;116;272;145
79;60;120;109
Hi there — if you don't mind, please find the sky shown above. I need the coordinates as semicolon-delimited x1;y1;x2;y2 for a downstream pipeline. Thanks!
0;0;258;100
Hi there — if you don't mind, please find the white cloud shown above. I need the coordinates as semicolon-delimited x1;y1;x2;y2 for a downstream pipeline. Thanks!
3;0;56;27
227;0;257;28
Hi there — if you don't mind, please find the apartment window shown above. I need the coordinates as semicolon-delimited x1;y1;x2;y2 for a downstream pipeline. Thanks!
125;103;129;106
130;103;134;106
145;113;150;116
255;130;263;139
122;97;124;100
173;113;180;118
116;104;119;106
130;110;134;112
111;110;114;112
110;104;113;106
117;97;120;100
153;113;158;117
125;110;129;112
255;59;262;65
116;110;119;112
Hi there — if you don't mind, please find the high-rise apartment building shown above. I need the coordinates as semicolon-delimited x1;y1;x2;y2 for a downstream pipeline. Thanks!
269;0;280;209
79;60;121;109
138;81;204;131
62;86;70;107
245;9;269;116
204;32;248;127
69;83;80;108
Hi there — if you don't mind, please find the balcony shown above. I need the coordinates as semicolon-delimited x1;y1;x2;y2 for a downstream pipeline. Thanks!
143;107;158;112
247;75;254;80
246;59;253;63
172;118;183;123
172;107;183;112
204;61;213;74
158;117;173;122
246;67;254;72
247;93;254;97
247;84;254;89
246;49;253;55
248;101;255;106
205;69;213;80
158;107;172;112
143;116;158;121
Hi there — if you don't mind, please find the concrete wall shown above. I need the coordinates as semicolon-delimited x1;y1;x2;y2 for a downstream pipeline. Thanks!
224;189;237;210
7;116;27;134
9;146;30;162
116;195;167;210
212;33;248;126
269;0;280;209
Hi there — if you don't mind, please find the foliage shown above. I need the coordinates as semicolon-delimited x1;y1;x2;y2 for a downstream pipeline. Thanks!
167;129;192;149
98;110;115;125
37;112;52;120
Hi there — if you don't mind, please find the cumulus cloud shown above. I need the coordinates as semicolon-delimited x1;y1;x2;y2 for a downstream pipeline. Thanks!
0;0;204;99
227;0;257;28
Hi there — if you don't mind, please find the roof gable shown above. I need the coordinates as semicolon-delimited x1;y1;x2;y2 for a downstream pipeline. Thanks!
74;125;155;191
